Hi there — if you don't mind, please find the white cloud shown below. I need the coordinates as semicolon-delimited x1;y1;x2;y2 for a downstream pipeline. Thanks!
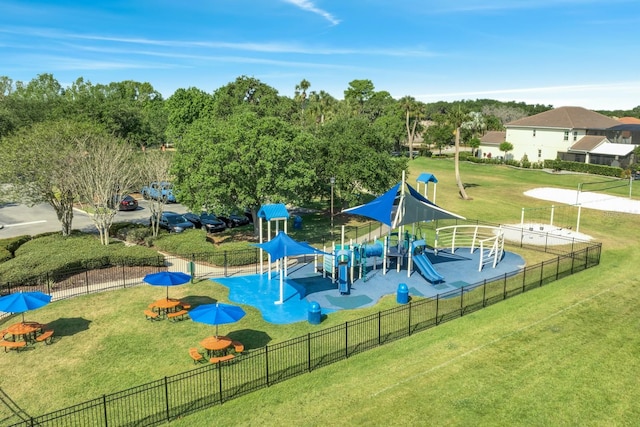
282;0;340;25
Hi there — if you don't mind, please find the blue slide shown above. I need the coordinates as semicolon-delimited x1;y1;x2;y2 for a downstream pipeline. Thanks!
413;253;444;283
338;264;349;294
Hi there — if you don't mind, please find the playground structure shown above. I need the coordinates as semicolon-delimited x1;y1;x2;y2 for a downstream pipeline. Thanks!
321;227;386;294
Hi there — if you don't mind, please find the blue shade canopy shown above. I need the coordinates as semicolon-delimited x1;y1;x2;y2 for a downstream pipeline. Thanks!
254;231;329;260
342;182;464;228
342;183;401;227
0;291;52;322
143;271;192;299
143;271;191;286
190;303;246;338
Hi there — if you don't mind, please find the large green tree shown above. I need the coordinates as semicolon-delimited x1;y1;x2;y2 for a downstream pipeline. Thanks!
171;112;318;227
315;116;406;208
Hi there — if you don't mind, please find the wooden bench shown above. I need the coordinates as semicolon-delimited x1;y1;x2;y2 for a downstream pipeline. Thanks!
144;309;160;320
231;340;245;354
0;340;27;352
180;303;191;310
189;348;204;364
36;330;54;345
210;354;235;364
167;310;189;321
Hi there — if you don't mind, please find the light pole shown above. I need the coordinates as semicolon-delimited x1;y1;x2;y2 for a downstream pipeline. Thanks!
330;177;335;233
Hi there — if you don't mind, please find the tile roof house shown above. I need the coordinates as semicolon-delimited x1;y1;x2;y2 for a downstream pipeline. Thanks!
478;106;638;168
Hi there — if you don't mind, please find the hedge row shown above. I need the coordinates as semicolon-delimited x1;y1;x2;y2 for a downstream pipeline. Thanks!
0;232;163;284
543;159;625;177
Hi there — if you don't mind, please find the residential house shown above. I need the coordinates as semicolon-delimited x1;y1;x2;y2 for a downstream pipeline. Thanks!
478;106;638;168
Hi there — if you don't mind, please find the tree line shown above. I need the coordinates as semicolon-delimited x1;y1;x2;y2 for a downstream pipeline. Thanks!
1;73;637;241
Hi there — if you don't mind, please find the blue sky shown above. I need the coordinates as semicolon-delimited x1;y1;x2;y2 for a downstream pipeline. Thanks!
2;0;640;110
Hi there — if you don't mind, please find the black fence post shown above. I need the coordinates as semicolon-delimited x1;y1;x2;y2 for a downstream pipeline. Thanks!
435;294;440;325
46;272;51;294
460;288;464;316
539;262;544;287
408;301;412;336
218;363;224;404
85;270;90;295
103;394;108;427
122;264;126;288
378;311;381;345
555;256;560;280
164;377;170;421
265;346;270;386
502;273;507;300
522;267;526;292
482;280;487;307
344;322;348;359
307;333;311;372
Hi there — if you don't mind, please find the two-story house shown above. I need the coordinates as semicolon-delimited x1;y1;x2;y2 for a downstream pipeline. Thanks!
478;106;639;168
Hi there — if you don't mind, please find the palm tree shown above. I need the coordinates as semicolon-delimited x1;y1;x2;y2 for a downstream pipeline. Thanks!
447;106;472;200
294;79;311;125
399;96;423;159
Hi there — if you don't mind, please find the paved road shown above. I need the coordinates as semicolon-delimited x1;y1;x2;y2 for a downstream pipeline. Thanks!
0;198;189;239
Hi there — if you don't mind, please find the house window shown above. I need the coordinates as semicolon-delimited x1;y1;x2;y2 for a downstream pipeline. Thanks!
573;131;578;141
538;149;542;159
564;131;569;141
533;129;536;137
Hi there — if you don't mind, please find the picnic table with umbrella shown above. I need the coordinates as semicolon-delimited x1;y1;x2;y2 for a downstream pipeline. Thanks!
0;291;54;350
143;271;192;319
191;303;245;357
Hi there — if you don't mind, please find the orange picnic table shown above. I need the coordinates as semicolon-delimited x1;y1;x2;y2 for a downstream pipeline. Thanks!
200;336;233;357
5;321;43;342
149;298;182;316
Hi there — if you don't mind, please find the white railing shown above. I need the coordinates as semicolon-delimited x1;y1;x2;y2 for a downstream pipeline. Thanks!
435;225;504;271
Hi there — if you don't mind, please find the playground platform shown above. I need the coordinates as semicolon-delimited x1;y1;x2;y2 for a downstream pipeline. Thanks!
213;248;526;325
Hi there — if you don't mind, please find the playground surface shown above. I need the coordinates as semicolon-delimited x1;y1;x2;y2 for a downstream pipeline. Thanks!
214;248;526;324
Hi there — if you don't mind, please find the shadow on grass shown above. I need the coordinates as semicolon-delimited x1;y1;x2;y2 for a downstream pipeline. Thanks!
180;295;217;308
226;329;271;350
47;317;91;337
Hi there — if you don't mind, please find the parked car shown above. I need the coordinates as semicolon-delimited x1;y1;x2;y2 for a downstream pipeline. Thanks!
192;212;227;233
115;195;138;211
141;181;176;203
152;212;195;233
217;212;251;228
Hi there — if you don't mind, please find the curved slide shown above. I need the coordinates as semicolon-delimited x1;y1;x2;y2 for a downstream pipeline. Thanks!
413;253;444;283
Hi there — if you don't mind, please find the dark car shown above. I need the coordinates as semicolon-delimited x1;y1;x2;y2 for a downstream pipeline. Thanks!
217;212;251;228
152;212;195;233
197;212;227;233
116;195;138;211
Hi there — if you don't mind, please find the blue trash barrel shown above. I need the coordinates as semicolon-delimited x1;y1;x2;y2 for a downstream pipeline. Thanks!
397;283;409;304
293;215;303;230
308;301;321;324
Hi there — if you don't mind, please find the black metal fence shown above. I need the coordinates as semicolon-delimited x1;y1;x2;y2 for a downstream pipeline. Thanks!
7;235;601;427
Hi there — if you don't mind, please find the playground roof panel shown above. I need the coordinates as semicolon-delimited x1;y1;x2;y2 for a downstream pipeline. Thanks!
416;173;438;184
342;182;464;227
257;203;290;221
254;231;328;260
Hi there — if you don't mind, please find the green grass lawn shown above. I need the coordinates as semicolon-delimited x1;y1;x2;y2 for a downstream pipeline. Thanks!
2;158;639;425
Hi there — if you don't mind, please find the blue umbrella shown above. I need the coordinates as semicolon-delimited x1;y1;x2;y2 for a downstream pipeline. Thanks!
143;271;191;299
0;291;52;323
189;303;246;338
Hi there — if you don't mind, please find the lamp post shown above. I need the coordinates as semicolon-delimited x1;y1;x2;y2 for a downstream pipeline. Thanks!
330;177;335;233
